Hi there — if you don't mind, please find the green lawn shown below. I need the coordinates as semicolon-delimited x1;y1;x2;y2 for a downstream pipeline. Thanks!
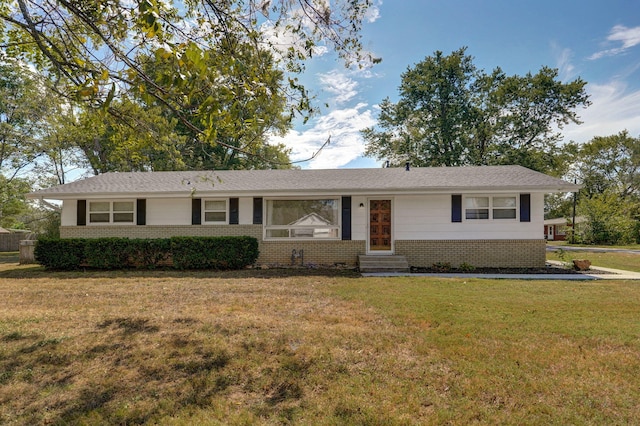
1;261;639;425
547;248;640;272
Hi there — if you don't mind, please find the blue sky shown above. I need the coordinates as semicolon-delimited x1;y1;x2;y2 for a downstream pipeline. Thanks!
270;0;640;169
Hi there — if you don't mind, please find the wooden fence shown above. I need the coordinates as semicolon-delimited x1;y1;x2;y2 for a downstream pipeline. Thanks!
0;233;36;252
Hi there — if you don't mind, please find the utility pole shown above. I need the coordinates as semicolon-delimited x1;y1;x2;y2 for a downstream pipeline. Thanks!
571;179;577;244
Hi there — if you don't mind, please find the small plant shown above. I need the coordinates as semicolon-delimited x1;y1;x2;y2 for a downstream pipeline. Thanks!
431;262;452;272
556;248;567;262
458;262;476;272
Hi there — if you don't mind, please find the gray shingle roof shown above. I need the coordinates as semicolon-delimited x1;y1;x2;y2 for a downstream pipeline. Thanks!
27;165;579;199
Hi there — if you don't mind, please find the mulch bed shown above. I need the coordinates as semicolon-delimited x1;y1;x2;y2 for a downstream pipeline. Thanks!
410;264;608;275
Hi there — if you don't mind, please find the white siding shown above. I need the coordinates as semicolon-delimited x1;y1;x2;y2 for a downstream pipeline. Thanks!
61;200;77;226
392;194;544;240
351;196;367;241
146;199;191;225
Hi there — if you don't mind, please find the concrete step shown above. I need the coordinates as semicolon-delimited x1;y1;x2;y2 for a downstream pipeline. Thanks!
358;255;410;272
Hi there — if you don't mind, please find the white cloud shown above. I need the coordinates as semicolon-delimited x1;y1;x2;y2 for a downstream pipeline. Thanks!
551;43;576;81
318;70;359;104
270;103;376;169
562;80;640;143
589;25;640;60
364;1;382;23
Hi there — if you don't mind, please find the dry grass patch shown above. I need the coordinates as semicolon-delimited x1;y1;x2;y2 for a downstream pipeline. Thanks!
0;267;424;425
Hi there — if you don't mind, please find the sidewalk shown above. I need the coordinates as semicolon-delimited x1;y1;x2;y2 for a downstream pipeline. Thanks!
361;261;640;280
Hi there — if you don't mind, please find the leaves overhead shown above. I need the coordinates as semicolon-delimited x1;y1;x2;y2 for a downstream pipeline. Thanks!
0;0;377;165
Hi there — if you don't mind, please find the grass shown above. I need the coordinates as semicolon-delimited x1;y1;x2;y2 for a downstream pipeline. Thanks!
547;240;640;250
547;249;640;272
0;261;639;424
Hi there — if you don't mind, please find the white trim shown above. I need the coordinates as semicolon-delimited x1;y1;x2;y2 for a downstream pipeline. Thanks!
263;197;342;241
87;200;136;225
462;194;519;222
202;198;229;225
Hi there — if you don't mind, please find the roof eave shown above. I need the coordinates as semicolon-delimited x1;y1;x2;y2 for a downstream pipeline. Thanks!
26;183;581;200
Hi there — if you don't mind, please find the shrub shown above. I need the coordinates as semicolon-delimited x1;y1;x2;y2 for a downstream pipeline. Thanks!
171;236;259;270
34;236;259;271
432;262;452;272
35;238;87;270
458;262;475;272
85;238;132;269
126;239;172;269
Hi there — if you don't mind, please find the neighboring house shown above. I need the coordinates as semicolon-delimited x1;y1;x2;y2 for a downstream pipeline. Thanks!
544;216;586;241
27;165;579;268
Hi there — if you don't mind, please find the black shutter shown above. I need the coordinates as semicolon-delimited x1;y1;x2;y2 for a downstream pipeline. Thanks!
229;198;239;224
253;197;263;224
136;199;146;225
520;193;531;222
341;196;352;240
191;198;201;225
451;195;462;222
77;199;86;226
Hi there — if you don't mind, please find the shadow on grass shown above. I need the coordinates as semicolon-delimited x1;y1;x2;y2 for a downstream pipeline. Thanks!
0;252;19;264
0;263;361;280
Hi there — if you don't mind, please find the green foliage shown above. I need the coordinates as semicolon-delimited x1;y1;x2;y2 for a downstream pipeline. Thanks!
84;238;133;269
136;40;293;170
458;262;476;272
170;236;259;270
573;131;640;198
576;192;638;245
0;1;376;169
363;47;589;173
126;239;172;269
34;237;258;270
35;238;87;270
431;262;452;272
570;132;640;245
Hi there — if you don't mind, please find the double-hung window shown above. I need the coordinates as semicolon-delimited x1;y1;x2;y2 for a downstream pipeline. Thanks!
203;199;227;224
88;201;135;224
265;199;340;239
465;196;517;220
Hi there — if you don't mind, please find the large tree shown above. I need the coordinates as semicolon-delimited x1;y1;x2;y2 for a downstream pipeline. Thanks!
363;48;589;174
563;131;640;245
0;0;377;168
136;39;293;169
571;131;640;199
0;59;55;228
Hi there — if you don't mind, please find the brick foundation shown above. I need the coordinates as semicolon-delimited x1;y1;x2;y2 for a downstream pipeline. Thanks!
395;239;546;268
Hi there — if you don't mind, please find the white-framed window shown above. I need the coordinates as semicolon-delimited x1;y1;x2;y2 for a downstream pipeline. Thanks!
265;198;340;239
203;199;228;224
465;195;517;220
89;201;135;224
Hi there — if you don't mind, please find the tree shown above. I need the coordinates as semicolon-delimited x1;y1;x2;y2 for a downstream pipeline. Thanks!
0;59;58;228
576;191;638;245
136;39;293;169
572;131;640;199
567;132;640;244
0;1;378;166
363;48;589;174
0;60;51;181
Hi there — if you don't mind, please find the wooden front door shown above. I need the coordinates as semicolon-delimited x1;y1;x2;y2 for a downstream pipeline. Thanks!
369;200;392;251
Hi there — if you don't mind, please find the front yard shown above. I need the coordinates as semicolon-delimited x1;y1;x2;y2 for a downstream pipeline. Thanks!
1;261;639;424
